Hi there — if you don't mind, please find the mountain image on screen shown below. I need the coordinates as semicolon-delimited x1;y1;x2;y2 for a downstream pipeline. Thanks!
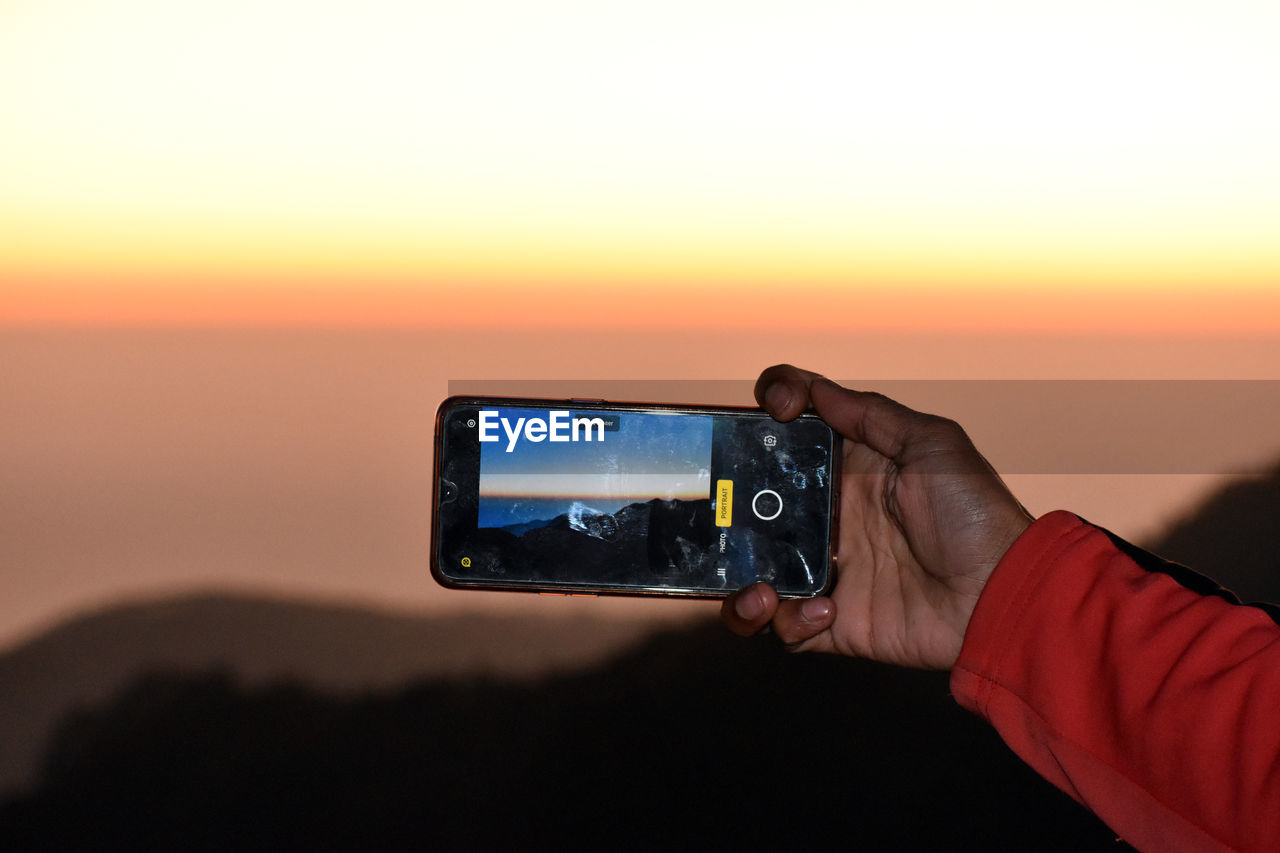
469;497;724;587
497;501;618;538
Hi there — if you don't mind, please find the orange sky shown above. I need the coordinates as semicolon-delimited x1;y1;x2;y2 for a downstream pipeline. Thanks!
6;0;1280;665
6;325;1280;654
3;0;1278;334
4;275;1279;333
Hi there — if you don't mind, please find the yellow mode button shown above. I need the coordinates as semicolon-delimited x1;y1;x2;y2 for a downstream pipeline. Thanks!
715;479;733;527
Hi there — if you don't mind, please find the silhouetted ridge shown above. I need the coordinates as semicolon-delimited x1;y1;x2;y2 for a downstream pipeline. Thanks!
1144;461;1280;605
1;623;1121;851
0;593;667;797
12;460;1280;848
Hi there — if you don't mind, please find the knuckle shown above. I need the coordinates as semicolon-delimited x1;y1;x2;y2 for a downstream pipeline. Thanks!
918;414;969;445
858;390;895;408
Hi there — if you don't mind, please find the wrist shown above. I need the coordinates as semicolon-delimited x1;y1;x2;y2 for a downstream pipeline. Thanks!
944;507;1035;669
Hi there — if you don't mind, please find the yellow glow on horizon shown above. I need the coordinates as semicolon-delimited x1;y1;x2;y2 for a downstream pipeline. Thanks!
2;0;1278;328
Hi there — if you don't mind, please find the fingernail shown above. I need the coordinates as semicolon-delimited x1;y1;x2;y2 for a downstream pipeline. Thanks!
764;382;791;413
801;598;831;622
735;589;765;621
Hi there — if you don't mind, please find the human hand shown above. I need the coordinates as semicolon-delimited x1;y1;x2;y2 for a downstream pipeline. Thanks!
721;365;1033;670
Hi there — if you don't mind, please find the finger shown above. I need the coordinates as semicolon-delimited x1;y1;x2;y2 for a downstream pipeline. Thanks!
808;378;949;463
770;596;837;650
720;582;778;636
753;364;826;422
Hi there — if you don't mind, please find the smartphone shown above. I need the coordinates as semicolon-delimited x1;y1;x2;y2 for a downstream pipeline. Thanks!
431;396;839;598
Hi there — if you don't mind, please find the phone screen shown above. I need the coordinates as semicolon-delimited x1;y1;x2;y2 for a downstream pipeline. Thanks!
433;399;837;597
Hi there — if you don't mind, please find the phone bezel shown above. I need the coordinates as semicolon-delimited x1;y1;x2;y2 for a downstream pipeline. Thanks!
430;395;840;599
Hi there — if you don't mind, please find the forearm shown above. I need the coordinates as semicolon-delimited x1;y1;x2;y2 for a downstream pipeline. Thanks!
951;511;1280;853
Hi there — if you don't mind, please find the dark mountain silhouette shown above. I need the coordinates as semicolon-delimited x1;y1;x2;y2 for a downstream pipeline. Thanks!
1142;461;1280;605
465;498;717;587
497;515;560;536
5;461;1280;848
0;594;669;797
1;624;1120;851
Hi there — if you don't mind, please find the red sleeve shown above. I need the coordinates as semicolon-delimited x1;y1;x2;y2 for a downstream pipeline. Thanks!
950;510;1280;853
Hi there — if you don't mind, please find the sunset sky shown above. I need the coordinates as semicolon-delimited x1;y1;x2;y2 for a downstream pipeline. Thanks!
3;1;1280;649
3;0;1278;330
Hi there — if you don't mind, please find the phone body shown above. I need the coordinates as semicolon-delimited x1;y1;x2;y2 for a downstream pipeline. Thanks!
431;396;840;598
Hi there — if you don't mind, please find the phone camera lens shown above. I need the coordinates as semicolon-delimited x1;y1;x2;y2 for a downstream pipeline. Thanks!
790;446;827;469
